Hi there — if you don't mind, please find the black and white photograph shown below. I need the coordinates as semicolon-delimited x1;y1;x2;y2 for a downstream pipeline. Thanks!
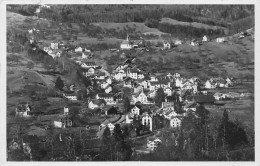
2;0;259;163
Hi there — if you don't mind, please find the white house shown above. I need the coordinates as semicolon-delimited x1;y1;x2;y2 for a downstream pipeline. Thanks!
132;91;148;104
205;80;216;89
150;76;158;82
105;86;112;93
202;35;208;42
163;41;171;49
87;68;95;75
170;117;181;128
80;62;97;69
142;113;153;131
51;42;59;50
164;87;173;96
96;93;116;105
64;107;69;115
131;106;141;115
134;85;143;94
174;40;182;45
120;35;132;50
75;46;83;52
216;37;227;43
63;93;77;101
147;138;162;151
140;80;149;89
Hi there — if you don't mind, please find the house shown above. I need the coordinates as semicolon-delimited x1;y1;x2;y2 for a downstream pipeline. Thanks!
82;52;89;59
54;117;72;128
132;91;148;104
169;117;181;128
175;78;183;87
148;90;156;98
43;47;51;53
150;75;158;82
115;64;128;72
164;87;173;96
164;109;177;120
134;84;143;94
87;67;95;75
63;92;77;101
225;78;233;87
202;35;208;42
131;105;141;115
174;40;182;45
120;35;132;50
163;41;171;49
186;95;215;104
217;79;226;88
105;85;112;93
88;99;106;109
100;81;110;89
126;68;143;80
205;80;216;89
183;102;197;112
216;37;227;43
51;42;59;49
140;80;149;89
95;72;106;80
191;39;198;46
64;107;69;115
80;62;97;68
147;137;162;151
114;71;126;81
161;102;175;108
96;93;116;105
142;113;153;131
15;103;31;117
28;29;33;34
75;46;83;52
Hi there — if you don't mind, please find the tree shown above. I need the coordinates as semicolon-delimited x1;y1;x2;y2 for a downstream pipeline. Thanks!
123;97;131;113
101;127;112;160
154;88;166;107
55;76;64;91
218;109;248;149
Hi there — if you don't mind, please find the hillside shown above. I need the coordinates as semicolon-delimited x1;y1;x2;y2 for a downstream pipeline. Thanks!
160;17;228;34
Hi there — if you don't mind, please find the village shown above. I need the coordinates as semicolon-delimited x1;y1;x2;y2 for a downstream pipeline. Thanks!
6;4;255;161
10;29;253;159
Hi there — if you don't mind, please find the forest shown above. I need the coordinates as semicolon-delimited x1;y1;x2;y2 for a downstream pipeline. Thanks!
7;5;254;37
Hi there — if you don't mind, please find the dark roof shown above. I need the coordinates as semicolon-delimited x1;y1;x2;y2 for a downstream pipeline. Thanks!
91;99;106;106
97;93;115;98
186;95;215;103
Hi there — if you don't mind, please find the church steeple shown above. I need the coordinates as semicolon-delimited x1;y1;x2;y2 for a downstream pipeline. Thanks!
126;34;129;41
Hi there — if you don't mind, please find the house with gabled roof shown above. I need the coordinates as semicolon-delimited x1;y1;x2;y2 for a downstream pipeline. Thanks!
164;87;173;96
147;137;162;151
131;105;142;115
132;91;148;104
96;93;116;105
141;112;153;131
169;117;182;128
63;92;77;101
80;61;97;69
120;35;132;50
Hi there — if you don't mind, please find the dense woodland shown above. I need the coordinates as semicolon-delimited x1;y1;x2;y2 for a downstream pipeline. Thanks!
7;5;254;37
